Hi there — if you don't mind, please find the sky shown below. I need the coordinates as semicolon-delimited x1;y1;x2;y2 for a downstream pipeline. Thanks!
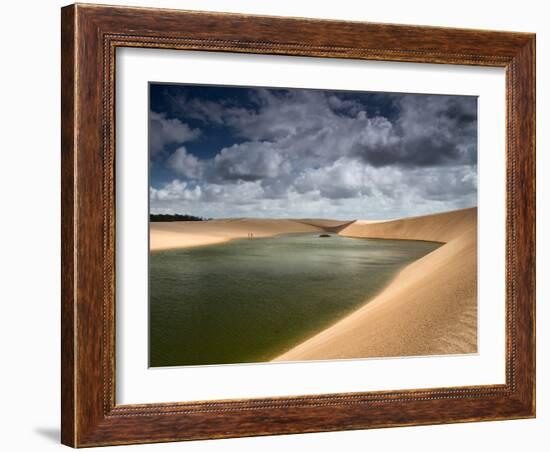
149;83;477;220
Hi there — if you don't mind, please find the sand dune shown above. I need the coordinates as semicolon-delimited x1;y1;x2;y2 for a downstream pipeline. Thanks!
275;207;477;361
150;218;323;251
340;207;476;243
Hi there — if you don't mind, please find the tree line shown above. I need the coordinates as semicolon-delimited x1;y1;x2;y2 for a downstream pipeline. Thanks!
150;214;208;222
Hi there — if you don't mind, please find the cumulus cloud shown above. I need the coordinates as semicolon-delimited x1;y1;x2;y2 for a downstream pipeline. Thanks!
213;141;289;181
149;164;476;219
149;111;200;156
166;146;204;179
294;158;374;199
150;180;202;202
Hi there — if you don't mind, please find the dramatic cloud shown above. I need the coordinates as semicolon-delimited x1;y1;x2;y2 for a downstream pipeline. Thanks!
149;111;201;156
166;146;204;179
149;84;477;219
213;141;289;181
359;95;478;167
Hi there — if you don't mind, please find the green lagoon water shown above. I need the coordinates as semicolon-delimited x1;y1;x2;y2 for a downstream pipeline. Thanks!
149;233;440;367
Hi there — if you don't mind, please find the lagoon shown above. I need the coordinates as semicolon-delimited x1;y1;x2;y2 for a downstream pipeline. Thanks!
149;233;440;367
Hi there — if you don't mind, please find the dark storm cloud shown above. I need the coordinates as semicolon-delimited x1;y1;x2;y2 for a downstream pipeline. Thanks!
352;95;477;167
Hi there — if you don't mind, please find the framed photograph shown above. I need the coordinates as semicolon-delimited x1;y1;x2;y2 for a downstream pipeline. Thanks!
61;3;535;447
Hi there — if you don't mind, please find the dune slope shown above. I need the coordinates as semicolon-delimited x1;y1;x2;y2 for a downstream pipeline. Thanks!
340;207;476;243
275;207;477;361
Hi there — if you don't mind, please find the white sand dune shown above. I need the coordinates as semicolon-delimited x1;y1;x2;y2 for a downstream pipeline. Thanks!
340;207;476;243
150;218;324;251
275;207;477;361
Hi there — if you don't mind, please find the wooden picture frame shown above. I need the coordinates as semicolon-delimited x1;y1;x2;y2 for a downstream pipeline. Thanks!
61;3;535;447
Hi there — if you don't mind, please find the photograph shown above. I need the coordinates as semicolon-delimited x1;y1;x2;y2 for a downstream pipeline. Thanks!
148;83;478;367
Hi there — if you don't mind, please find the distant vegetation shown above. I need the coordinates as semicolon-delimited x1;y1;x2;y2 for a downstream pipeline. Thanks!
150;214;208;222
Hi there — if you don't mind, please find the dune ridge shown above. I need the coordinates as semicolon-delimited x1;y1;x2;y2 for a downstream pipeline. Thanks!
294;219;356;233
275;207;477;361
